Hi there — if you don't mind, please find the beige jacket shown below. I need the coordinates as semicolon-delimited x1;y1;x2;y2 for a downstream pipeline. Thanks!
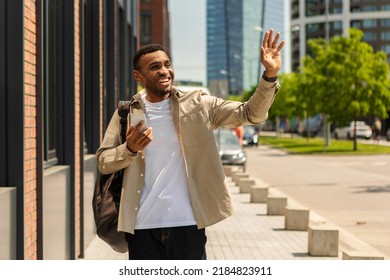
96;78;280;234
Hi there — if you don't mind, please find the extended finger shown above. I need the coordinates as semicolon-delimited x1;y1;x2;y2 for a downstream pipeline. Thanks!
267;29;274;47
262;31;269;48
271;32;280;48
276;40;285;52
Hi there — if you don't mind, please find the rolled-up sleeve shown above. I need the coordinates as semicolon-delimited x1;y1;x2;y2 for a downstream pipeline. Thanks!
204;77;280;129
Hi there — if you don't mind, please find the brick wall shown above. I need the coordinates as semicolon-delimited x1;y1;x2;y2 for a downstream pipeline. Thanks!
24;0;38;260
22;0;84;259
140;0;170;53
16;0;136;259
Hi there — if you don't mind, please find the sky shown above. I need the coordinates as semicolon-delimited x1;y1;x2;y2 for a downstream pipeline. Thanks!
168;0;206;85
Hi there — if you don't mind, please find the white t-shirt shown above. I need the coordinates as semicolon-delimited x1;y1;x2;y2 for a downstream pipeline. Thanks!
135;95;196;229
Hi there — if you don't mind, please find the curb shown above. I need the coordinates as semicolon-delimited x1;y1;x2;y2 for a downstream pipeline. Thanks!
228;166;389;260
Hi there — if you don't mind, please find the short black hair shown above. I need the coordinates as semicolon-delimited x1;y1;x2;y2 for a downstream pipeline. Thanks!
133;44;168;70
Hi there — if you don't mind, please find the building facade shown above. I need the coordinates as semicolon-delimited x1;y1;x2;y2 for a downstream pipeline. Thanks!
290;0;390;133
0;0;140;260
261;0;290;74
206;0;291;96
291;0;390;71
207;0;264;96
139;0;171;54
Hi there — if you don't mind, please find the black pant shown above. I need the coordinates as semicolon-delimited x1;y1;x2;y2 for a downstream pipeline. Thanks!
126;225;207;260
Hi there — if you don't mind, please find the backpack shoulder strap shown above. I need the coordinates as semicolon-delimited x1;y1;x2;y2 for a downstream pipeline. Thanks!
117;101;130;144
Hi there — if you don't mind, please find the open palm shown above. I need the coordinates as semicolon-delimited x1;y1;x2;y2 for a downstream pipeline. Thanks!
261;29;285;77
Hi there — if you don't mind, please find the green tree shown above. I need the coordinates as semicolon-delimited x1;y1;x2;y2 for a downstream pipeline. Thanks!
302;28;390;150
240;85;257;102
269;73;297;118
240;72;316;137
267;73;300;135
293;68;322;138
240;74;300;135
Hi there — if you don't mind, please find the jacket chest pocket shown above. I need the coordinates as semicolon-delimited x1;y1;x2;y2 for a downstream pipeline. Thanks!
180;110;213;147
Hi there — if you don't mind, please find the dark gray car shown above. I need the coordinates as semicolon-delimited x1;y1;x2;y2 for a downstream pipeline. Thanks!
243;125;259;146
214;128;247;171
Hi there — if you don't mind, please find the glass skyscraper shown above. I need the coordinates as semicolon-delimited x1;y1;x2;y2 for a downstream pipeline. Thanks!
207;0;287;95
262;0;289;73
207;0;264;96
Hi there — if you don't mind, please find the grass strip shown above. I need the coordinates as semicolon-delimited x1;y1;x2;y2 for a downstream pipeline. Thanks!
259;136;390;155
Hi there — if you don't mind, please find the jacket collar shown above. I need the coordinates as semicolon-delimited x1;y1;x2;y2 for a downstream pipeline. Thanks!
130;87;184;105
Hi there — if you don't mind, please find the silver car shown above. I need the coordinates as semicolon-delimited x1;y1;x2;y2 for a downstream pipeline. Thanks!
334;121;372;140
214;128;247;170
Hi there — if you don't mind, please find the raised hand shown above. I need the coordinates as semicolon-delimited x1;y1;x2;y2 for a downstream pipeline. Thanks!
261;29;285;78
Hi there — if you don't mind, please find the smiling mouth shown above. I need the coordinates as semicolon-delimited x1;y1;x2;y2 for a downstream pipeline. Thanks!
158;77;171;85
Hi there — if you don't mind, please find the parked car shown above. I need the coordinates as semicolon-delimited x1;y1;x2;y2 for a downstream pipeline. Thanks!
243;126;259;147
213;128;247;170
387;128;390;141
333;121;372;140
298;115;322;137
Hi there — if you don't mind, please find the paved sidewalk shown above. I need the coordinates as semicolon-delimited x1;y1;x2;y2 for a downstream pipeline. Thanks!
83;176;343;260
204;179;336;260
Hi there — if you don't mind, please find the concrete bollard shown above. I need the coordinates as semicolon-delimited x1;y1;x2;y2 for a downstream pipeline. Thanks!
308;225;339;257
232;172;249;184
284;206;310;231
266;196;287;216
237;178;256;193
342;250;385;260
223;165;239;177
250;186;268;203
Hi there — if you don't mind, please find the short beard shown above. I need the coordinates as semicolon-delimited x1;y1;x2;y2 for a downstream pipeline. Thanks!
155;85;172;97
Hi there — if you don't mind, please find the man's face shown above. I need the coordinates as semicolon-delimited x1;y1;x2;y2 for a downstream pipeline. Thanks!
134;50;174;101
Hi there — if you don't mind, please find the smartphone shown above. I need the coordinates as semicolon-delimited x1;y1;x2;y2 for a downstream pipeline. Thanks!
130;113;149;132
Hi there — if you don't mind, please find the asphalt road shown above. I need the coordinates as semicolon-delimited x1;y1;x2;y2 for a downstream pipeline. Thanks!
244;144;390;258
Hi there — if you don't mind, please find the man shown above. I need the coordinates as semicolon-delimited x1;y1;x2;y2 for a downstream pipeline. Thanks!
96;29;284;259
233;126;244;145
372;117;382;144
